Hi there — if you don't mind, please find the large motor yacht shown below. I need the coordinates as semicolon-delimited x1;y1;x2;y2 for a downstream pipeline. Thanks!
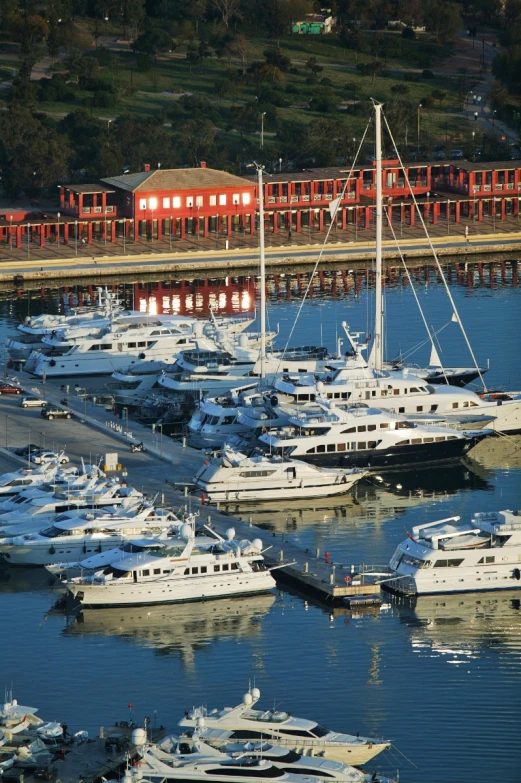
178;687;390;766
194;446;366;502
0;462;61;497
65;524;275;607
384;509;521;595
258;403;488;469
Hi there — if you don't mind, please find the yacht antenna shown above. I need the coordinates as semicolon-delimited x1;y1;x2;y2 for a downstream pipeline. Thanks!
369;100;383;371
254;163;266;382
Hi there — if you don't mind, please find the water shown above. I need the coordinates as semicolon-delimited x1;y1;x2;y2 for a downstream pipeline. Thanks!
1;261;520;783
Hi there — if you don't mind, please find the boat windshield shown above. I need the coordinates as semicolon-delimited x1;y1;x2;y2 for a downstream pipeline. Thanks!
102;565;131;578
309;724;330;738
41;526;72;538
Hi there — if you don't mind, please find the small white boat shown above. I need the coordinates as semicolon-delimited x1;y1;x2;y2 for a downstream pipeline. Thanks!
194;446;366;503
384;509;521;595
36;722;63;741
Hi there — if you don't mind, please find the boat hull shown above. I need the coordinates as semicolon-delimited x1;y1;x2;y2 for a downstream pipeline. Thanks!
274;434;486;470
383;572;521;596
67;570;275;607
294;741;390;765
197;474;361;503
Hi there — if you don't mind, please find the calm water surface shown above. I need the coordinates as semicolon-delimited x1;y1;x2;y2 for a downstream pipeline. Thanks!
1;262;520;783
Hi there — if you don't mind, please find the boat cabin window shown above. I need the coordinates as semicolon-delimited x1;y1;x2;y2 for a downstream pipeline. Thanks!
278;728;317;738
153;568;160;574
398;554;430;569
342;427;356;433
191;567;199;574
452;402;459;409
395;440;410;446
393;389;400;395
222;415;236;425
435;436;445;442
41;526;73;538
214;564;220;572
358;425;366;432
399;407;405;413
317;445;325;453
102;565;131;578
100;344;112;350
222;563;229;571
411;438;422;444
231;563;239;570
201;566;208;573
380;423;389;429
358;442;366;450
239;470;277;478
433;559;464;568
204;767;284;778
410;387;420;392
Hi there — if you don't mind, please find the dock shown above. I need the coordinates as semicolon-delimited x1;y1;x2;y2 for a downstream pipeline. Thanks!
0;368;385;605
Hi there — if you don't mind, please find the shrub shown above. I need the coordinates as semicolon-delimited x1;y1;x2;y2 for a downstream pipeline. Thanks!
402;26;415;40
422;69;434;79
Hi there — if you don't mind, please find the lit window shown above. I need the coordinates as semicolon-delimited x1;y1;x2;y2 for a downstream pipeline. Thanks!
162;197;170;208
173;196;181;208
219;194;227;205
242;192;251;204
148;197;158;210
232;193;240;205
186;196;194;207
209;195;217;206
196;195;203;207
139;199;146;210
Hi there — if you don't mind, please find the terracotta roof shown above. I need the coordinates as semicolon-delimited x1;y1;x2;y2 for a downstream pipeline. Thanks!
64;184;115;194
102;168;250;193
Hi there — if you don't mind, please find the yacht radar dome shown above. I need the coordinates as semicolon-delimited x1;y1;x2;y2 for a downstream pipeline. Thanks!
252;539;263;552
180;523;193;539
226;527;235;541
243;692;253;706
132;728;147;746
251;687;261;702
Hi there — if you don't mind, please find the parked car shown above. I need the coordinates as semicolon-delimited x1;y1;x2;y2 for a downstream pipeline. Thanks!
432;150;446;160
14;444;41;457
450;148;464;159
41;406;73;421
31;451;69;465
20;397;48;408
0;384;23;395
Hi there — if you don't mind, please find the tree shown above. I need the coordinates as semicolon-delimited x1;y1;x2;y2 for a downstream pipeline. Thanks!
431;89;447;106
264;48;292;71
133;29;174;55
423;0;462;44
211;0;241;29
305;56;323;76
178;118;217;163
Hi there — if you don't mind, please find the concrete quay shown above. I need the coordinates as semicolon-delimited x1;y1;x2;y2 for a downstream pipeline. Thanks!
0;370;374;604
0;231;520;283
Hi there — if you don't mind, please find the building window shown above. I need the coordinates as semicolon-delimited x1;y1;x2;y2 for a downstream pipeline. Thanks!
139;198;146;210
173;196;181;208
232;193;240;205
219;194;227;205
186;196;194;208
162;197;170;208
242;192;251;204
196;195;203;207
209;195;217;206
148;197;158;210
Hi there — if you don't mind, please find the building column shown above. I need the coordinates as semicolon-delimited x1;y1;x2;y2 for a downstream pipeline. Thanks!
273;213;278;233
111;221;117;242
87;222;93;243
410;204;415;226
157;219;162;240
387;205;392;225
433;203;439;224
15;226;22;248
501;199;506;220
342;207;347;229
40;225;45;246
227;215;232;236
365;207;370;229
296;211;301;232
318;210;324;231
455;202;461;223
180;218;185;239
63;223;69;244
478;200;483;221
203;216;209;238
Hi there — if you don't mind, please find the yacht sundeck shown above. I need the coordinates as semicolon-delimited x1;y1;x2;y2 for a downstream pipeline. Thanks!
194;446;366;502
384;509;521;595
178;687;390;766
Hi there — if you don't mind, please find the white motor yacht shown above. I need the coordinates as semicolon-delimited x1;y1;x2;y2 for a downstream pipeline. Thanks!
258;403;489;469
0;503;176;566
0;692;43;740
384;509;521;595
178;687;390;766
137;734;395;783
65;523;275;607
0;462;60;496
194;446;366;502
107;360;175;406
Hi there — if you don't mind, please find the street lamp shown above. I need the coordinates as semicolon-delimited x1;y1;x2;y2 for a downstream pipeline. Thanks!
417;104;422;156
104;208;107;247
57;211;60;245
447;199;450;234
260;112;266;149
9;215;12;250
492;110;497;127
27;222;30;259
352;137;356;159
169;215;173;250
216;212;219;248
75;220;78;255
107;119;112;131
279;158;282;173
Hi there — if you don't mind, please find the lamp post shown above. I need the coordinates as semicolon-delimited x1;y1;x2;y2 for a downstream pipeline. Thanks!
417;104;422;156
352;137;356;159
27;222;30;259
75;220;78;256
169;215;173;250
123;216;126;254
57;212;60;245
279;158;282;173
151;208;155;242
493;199;496;231
123;406;128;435
107;119;112;131
260;112;266;149
159;423;163;459
216;212;219;248
43;369;46;399
447;199;450;234
9;215;12;250
492;110;497;127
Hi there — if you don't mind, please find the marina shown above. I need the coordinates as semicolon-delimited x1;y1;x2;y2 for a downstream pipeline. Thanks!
1;115;520;783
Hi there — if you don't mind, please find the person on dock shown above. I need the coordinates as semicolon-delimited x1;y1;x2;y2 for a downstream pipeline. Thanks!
61;723;68;739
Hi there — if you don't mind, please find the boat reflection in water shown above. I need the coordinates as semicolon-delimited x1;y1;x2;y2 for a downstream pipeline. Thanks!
464;434;521;473
394;590;521;662
63;593;276;667
222;461;492;533
0;565;61;594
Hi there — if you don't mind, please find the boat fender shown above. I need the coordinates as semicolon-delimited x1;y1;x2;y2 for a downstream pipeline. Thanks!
49;359;56;367
49;546;56;554
344;575;351;584
83;543;87;553
97;543;102;553
514;568;521;581
270;395;278;407
139;353;146;360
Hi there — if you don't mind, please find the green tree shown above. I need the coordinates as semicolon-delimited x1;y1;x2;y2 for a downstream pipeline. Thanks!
423;0;462;44
133;29;174;56
177;118;217;163
305;56;323;76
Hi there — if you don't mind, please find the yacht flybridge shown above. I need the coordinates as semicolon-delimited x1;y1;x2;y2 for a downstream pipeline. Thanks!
65;522;275;607
178;687;390;766
258;403;488;469
194;446;365;502
384;509;521;595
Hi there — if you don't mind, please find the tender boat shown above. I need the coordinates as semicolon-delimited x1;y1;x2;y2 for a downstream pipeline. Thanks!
194;446;366;502
384;509;521;595
65;522;275;607
178;687;390;766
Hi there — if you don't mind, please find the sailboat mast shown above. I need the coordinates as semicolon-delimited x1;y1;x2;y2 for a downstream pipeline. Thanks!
258;165;266;380
373;102;383;371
